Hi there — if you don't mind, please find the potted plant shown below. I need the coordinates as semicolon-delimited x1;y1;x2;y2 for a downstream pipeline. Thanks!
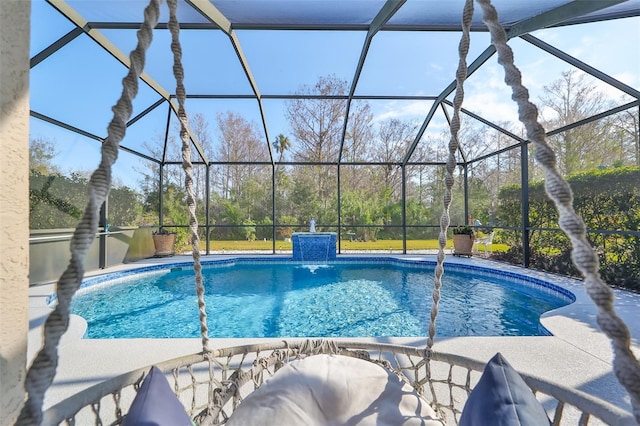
152;228;176;257
452;225;475;256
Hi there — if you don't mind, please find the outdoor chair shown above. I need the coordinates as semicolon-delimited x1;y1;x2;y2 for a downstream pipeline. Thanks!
473;231;494;254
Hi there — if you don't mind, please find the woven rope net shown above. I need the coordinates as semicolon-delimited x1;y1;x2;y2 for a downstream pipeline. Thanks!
40;340;637;425
21;0;640;425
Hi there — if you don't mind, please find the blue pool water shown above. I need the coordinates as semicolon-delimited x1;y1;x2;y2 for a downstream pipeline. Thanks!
68;260;573;339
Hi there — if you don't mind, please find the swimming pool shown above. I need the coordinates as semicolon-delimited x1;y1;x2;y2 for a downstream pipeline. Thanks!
64;258;575;339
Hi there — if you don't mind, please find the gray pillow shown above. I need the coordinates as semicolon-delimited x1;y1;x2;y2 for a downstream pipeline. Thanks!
122;366;192;426
459;352;550;425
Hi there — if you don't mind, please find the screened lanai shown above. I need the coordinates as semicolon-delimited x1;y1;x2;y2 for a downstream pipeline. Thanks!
28;0;640;286
7;1;640;424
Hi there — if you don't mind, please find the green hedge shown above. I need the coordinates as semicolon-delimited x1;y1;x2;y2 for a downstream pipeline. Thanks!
497;167;640;290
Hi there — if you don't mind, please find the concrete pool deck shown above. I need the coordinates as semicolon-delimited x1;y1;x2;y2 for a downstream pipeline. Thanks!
27;254;640;420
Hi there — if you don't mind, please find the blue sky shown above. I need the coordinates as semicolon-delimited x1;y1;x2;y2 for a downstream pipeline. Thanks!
29;0;639;189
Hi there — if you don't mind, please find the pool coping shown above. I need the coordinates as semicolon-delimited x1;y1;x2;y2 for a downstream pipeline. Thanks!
28;254;640;417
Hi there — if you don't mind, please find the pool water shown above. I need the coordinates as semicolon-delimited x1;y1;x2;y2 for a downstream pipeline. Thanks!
69;262;571;339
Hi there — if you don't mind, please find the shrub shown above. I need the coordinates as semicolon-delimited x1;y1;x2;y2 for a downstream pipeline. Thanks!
497;167;639;291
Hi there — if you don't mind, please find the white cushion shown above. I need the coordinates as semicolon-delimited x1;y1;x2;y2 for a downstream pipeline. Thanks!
227;354;445;426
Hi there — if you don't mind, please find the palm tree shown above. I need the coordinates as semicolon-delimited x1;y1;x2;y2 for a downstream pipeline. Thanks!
273;134;291;163
273;134;291;176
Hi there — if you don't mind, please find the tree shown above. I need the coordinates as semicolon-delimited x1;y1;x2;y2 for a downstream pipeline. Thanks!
137;113;218;228
239;175;272;224
242;218;256;241
273;133;291;163
286;75;347;210
189;113;216;222
340;189;384;241
414;130;467;227
138;131;182;223
467;124;522;224
406;142;438;210
289;171;322;227
273;133;291;184
287;75;347;163
29;138;143;229
211;197;244;240
342;103;374;192
109;186;143;226
30;171;85;229
344;103;374;162
538;70;614;175
29;137;59;175
214;111;268;200
609;103;640;166
371;118;417;200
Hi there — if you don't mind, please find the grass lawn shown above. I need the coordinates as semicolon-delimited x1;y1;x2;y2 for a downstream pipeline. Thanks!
203;239;509;252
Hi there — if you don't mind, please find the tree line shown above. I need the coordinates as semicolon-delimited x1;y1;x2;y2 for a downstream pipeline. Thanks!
30;72;639;250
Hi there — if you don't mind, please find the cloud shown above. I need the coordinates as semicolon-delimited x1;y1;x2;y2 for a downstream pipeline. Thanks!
372;100;433;123
463;66;520;123
463;94;520;124
591;77;634;102
367;18;639;134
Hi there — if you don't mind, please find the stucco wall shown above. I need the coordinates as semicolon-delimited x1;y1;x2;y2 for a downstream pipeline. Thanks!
0;1;31;424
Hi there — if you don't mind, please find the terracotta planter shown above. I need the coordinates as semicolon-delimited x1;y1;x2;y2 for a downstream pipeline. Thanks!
453;234;474;256
153;233;176;257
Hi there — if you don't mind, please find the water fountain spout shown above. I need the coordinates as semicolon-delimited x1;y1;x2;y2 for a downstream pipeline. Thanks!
292;231;336;261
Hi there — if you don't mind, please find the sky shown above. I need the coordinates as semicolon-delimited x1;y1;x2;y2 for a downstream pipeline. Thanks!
29;0;640;190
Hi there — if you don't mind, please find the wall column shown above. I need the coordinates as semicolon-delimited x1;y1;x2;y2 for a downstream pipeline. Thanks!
0;0;31;424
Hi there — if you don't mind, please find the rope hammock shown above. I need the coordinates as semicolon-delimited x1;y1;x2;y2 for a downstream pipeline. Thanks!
18;0;640;425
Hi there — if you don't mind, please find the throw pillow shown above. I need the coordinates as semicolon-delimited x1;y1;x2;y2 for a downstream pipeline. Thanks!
122;366;192;426
459;352;550;425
